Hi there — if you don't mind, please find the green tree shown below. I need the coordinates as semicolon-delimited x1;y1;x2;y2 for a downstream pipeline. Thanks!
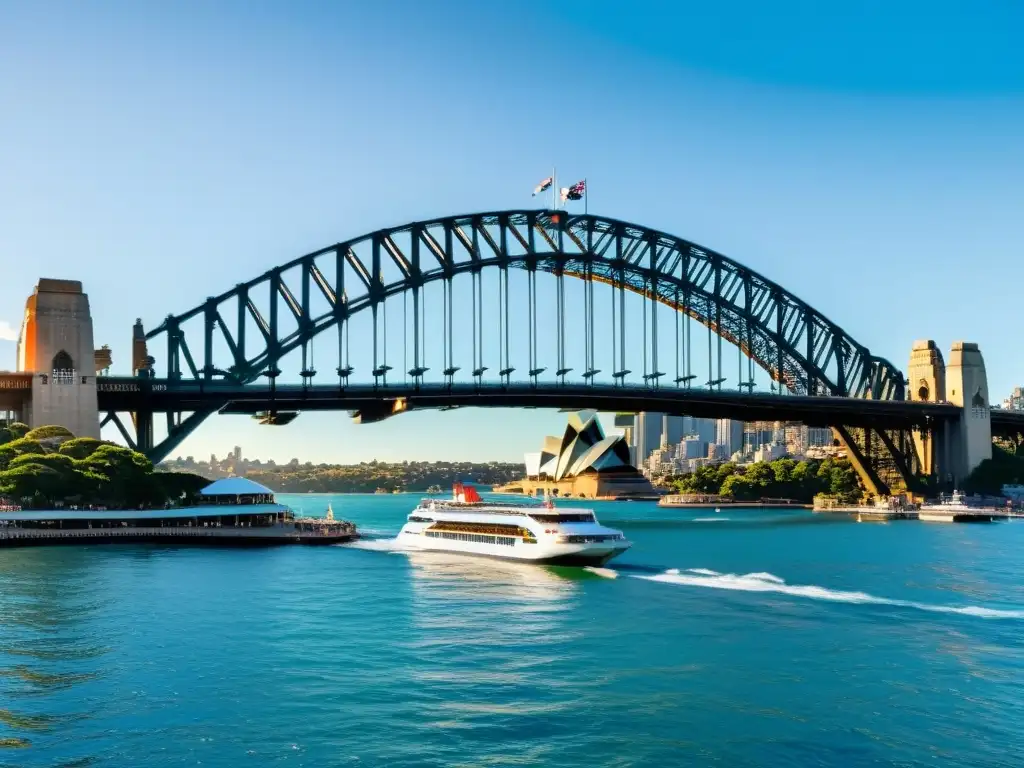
9;453;75;472
667;456;860;503
154;471;210;504
826;462;862;503
7;453;79;503
0;463;63;506
744;462;774;488
721;473;759;501
74;445;158;507
0;438;46;471
59;437;110;460
24;425;76;441
6;423;29;440
714;462;740;487
0;428;13;446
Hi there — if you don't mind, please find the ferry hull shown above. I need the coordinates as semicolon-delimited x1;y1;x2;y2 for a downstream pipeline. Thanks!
397;533;630;566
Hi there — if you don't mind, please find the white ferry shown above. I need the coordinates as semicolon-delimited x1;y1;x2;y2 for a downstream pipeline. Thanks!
397;483;631;566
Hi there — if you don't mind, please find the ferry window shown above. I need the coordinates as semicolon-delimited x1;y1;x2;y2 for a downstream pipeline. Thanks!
531;513;595;524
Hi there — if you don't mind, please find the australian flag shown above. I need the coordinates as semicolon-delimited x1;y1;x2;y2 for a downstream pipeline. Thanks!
560;180;586;202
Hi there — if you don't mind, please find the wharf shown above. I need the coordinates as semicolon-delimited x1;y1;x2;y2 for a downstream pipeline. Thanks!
0;523;359;547
0;478;358;548
816;507;1013;523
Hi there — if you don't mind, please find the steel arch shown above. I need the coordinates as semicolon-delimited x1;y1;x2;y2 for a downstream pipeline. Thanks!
145;209;904;401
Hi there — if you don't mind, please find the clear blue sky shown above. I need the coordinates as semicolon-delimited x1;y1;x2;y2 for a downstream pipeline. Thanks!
1;1;1022;463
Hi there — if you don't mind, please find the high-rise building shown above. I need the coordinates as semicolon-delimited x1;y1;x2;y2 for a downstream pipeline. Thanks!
683;417;717;443
662;415;687;448
678;438;706;460
715;418;744;457
808;427;833;447
1003;387;1024;411
233;445;242;462
634;412;665;468
784;425;807;456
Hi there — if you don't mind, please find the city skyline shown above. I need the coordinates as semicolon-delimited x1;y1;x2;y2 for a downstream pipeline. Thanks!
2;1;1022;463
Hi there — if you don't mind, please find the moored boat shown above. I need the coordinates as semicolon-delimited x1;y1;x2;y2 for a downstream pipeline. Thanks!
397;483;631;566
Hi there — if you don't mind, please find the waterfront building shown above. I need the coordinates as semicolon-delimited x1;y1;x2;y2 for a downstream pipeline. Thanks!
500;411;659;499
0;477;358;546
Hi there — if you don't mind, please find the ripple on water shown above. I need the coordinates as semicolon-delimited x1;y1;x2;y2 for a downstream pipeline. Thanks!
1;499;1023;767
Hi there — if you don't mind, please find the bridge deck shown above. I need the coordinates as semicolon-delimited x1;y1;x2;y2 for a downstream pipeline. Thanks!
96;378;966;429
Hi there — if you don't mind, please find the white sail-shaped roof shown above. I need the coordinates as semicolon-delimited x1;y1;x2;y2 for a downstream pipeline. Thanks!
566;435;629;477
529;411;640;481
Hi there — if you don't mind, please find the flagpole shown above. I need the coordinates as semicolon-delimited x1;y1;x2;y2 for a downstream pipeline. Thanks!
584;177;588;216
552;166;557;210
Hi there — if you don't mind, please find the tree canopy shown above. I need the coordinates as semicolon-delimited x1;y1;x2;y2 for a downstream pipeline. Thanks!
24;425;75;441
1;423;30;442
671;457;863;504
0;426;209;509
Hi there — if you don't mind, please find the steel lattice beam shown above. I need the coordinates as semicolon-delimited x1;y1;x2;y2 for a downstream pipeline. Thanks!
144;210;904;399
133;209;914;475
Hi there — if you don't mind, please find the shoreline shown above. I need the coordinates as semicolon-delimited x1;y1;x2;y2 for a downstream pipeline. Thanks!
658;501;813;509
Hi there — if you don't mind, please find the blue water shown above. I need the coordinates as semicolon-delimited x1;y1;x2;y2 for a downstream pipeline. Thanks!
2;495;1023;767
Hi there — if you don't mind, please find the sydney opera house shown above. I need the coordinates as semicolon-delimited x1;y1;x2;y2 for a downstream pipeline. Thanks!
500;411;659;500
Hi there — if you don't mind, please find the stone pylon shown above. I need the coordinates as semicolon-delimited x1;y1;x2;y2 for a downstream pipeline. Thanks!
15;279;101;438
946;342;992;484
907;340;946;477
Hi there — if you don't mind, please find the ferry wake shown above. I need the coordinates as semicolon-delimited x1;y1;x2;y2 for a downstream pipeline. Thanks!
396;483;631;566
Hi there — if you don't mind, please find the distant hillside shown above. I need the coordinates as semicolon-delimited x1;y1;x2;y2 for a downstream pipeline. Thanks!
161;458;522;494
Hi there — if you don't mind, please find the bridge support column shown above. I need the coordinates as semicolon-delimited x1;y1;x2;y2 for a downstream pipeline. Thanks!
907;340;945;479
832;425;888;498
946;341;992;486
133;411;154;455
15;279;101;438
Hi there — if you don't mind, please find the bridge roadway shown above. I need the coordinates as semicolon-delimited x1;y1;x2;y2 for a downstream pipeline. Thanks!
94;377;992;431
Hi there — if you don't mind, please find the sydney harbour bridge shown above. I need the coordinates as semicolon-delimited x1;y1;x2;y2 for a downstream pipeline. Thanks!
5;209;1022;497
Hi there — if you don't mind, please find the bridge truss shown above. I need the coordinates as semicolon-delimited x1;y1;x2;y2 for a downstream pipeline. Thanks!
109;210;921;494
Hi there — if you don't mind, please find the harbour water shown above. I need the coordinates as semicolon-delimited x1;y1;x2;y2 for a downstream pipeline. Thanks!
2;493;1023;767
